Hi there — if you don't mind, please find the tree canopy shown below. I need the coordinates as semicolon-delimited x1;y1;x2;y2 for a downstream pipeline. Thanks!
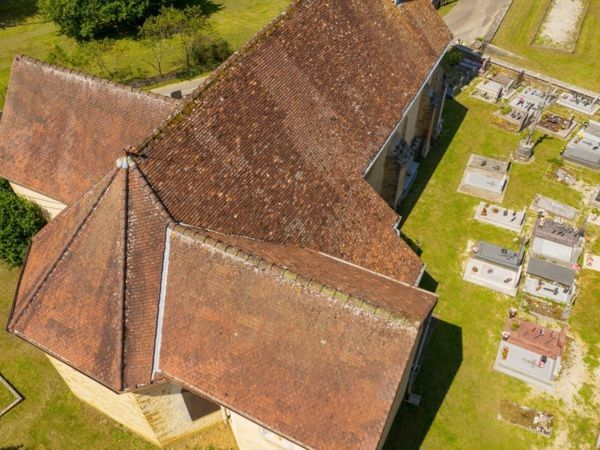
38;0;169;40
0;180;46;267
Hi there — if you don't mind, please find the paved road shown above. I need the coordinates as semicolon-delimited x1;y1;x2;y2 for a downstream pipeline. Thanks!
443;0;508;43
150;76;208;98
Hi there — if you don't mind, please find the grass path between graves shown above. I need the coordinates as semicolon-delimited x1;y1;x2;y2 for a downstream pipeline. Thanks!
491;0;600;92
385;92;600;449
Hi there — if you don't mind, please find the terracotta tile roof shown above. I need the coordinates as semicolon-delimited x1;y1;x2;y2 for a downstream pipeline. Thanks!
157;226;434;450
196;228;436;324
5;0;450;445
8;157;171;391
0;56;180;205
136;0;452;285
504;319;567;359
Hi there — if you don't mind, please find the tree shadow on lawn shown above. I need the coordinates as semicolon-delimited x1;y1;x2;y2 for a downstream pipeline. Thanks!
0;0;38;29
383;318;463;450
397;99;468;226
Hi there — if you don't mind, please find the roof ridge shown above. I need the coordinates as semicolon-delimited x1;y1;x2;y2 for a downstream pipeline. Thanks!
128;160;175;225
170;223;419;329
136;0;303;157
14;54;181;106
9;168;119;330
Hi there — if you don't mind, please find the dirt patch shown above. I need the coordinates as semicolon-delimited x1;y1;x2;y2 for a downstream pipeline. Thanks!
556;337;590;410
498;400;554;436
535;0;587;52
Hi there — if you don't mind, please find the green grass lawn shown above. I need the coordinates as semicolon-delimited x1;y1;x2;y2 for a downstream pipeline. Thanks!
492;0;600;92
0;379;15;411
386;91;600;449
0;0;288;108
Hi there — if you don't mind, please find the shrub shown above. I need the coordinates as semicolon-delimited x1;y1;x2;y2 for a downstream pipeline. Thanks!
190;34;233;69
0;180;46;267
446;50;463;67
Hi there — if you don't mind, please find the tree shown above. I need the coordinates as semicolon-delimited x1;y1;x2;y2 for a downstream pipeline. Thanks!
38;0;168;40
190;33;232;70
139;5;231;75
139;6;185;76
0;180;46;267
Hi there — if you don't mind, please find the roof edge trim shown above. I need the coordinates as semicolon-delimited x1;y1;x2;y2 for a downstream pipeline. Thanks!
170;223;424;329
14;55;181;106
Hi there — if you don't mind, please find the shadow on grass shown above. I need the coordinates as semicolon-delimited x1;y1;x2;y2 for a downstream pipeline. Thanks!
398;99;468;226
0;0;38;28
383;319;463;450
419;271;439;293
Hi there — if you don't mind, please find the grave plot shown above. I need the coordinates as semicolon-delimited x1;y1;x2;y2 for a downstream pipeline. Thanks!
583;253;600;271
457;154;510;202
524;296;567;321
545;165;578;188
510;87;547;113
494;107;530;132
531;217;584;265
472;72;519;104
530;194;579;220
463;241;524;296
498;400;554;436
523;257;577;305
537;112;577;138
474;202;525;232
588;186;600;208
493;319;567;391
534;0;587;52
557;92;600;116
563;120;600;170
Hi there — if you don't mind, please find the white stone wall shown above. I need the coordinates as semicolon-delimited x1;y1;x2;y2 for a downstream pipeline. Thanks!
228;411;306;450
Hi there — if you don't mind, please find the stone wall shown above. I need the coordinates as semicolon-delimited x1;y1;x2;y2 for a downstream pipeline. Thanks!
49;356;222;447
48;356;158;444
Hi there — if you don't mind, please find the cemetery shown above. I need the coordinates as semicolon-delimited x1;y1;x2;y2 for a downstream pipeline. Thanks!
463;241;524;296
493;318;567;391
457;154;510;202
563;119;600;170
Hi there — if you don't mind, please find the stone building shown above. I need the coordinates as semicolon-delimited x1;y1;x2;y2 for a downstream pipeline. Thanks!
1;0;452;448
